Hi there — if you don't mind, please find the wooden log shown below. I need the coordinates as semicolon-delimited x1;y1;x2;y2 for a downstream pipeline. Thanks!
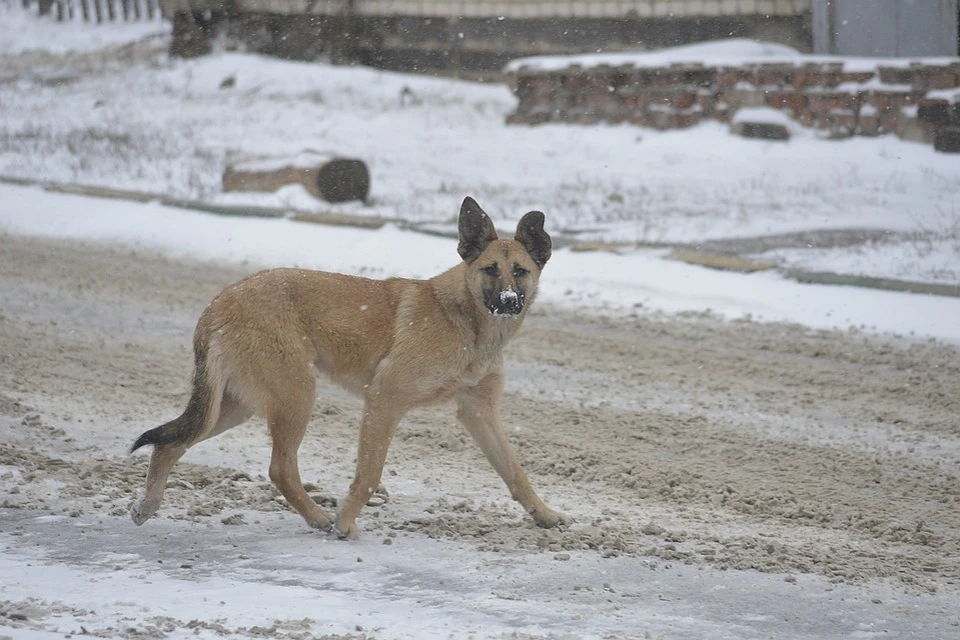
222;151;370;203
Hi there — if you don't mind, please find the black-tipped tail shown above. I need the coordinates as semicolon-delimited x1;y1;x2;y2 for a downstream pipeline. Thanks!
130;417;189;453
131;350;213;453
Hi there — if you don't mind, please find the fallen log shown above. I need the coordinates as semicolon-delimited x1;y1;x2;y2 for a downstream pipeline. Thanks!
223;151;370;203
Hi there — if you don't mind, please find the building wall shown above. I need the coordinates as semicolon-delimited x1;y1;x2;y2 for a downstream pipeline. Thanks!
166;1;814;71
231;0;812;18
813;0;959;56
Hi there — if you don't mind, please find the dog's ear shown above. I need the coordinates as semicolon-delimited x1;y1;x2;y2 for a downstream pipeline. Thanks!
458;197;498;264
515;210;551;269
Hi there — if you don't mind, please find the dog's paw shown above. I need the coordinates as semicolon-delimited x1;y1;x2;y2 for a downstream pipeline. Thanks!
334;518;362;541
533;508;572;529
130;497;157;526
306;510;334;532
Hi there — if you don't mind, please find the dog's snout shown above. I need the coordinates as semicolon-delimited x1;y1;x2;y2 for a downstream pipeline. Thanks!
487;288;524;316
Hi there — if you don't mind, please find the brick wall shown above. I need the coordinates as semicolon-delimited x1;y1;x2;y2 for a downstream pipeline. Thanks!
505;59;960;143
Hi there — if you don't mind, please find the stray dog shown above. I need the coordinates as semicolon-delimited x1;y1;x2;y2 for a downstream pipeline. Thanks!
130;196;568;538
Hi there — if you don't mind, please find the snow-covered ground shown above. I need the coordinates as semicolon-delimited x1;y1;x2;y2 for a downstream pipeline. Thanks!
1;4;959;286
2;8;960;639
0;2;168;55
3;199;960;640
3;182;960;343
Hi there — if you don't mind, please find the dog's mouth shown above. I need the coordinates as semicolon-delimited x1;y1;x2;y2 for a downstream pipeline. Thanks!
485;288;524;316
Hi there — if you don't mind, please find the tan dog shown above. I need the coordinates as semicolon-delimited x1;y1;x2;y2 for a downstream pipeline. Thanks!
130;196;568;539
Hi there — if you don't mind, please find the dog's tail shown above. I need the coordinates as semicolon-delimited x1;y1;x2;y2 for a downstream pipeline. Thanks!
131;339;223;453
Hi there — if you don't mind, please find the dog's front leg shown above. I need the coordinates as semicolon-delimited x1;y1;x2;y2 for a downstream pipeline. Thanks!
335;397;406;540
457;374;569;529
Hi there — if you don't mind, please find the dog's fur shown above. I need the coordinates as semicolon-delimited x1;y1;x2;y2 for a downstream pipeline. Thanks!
130;196;567;538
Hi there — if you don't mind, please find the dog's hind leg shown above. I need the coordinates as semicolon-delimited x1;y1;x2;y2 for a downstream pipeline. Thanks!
131;442;188;525
266;377;332;531
456;373;569;529
130;390;252;525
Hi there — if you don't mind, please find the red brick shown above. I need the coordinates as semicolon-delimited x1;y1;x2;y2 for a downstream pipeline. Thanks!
620;88;652;111
857;112;882;136
623;67;655;87
627;111;653;127
878;111;901;133
765;90;807;113
651;68;684;87
922;71;960;90
811;108;858;138
840;71;875;84
807;92;859;114
671;90;697;110
715;67;743;88
751;64;794;87
697;92;716;114
796;110;816;127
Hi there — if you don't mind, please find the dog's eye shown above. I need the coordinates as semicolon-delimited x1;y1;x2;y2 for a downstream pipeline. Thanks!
483;265;499;277
513;266;529;278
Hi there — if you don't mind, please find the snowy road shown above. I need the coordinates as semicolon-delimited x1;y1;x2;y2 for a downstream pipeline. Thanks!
2;230;958;639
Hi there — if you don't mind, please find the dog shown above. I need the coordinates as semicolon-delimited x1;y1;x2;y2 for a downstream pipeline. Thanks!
130;196;568;539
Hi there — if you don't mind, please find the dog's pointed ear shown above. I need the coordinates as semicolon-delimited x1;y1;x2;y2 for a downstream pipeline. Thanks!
515;210;551;269
458;197;498;264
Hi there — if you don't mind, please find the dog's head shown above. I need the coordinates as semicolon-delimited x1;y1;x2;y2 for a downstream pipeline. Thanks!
457;196;551;317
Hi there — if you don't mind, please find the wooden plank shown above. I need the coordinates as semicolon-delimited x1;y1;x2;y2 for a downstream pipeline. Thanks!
666;249;776;272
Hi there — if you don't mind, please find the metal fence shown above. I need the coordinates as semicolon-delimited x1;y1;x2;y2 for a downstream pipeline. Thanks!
813;0;959;57
21;0;162;22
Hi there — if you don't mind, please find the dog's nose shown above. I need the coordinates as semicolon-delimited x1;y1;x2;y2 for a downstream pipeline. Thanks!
492;289;523;315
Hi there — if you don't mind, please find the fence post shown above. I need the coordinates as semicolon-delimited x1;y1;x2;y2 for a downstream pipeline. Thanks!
93;0;102;23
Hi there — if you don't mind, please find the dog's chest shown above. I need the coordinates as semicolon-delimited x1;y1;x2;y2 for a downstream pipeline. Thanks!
454;325;511;385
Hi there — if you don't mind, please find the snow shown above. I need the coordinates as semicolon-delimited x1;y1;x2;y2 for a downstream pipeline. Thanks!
0;7;957;336
2;12;960;637
232;150;342;173
0;3;168;55
5;511;936;640
504;38;803;73
3;182;960;343
731;107;796;127
503;37;960;74
2;38;958;286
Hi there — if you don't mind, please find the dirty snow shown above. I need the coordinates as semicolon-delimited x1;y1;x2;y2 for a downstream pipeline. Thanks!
2;7;960;640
